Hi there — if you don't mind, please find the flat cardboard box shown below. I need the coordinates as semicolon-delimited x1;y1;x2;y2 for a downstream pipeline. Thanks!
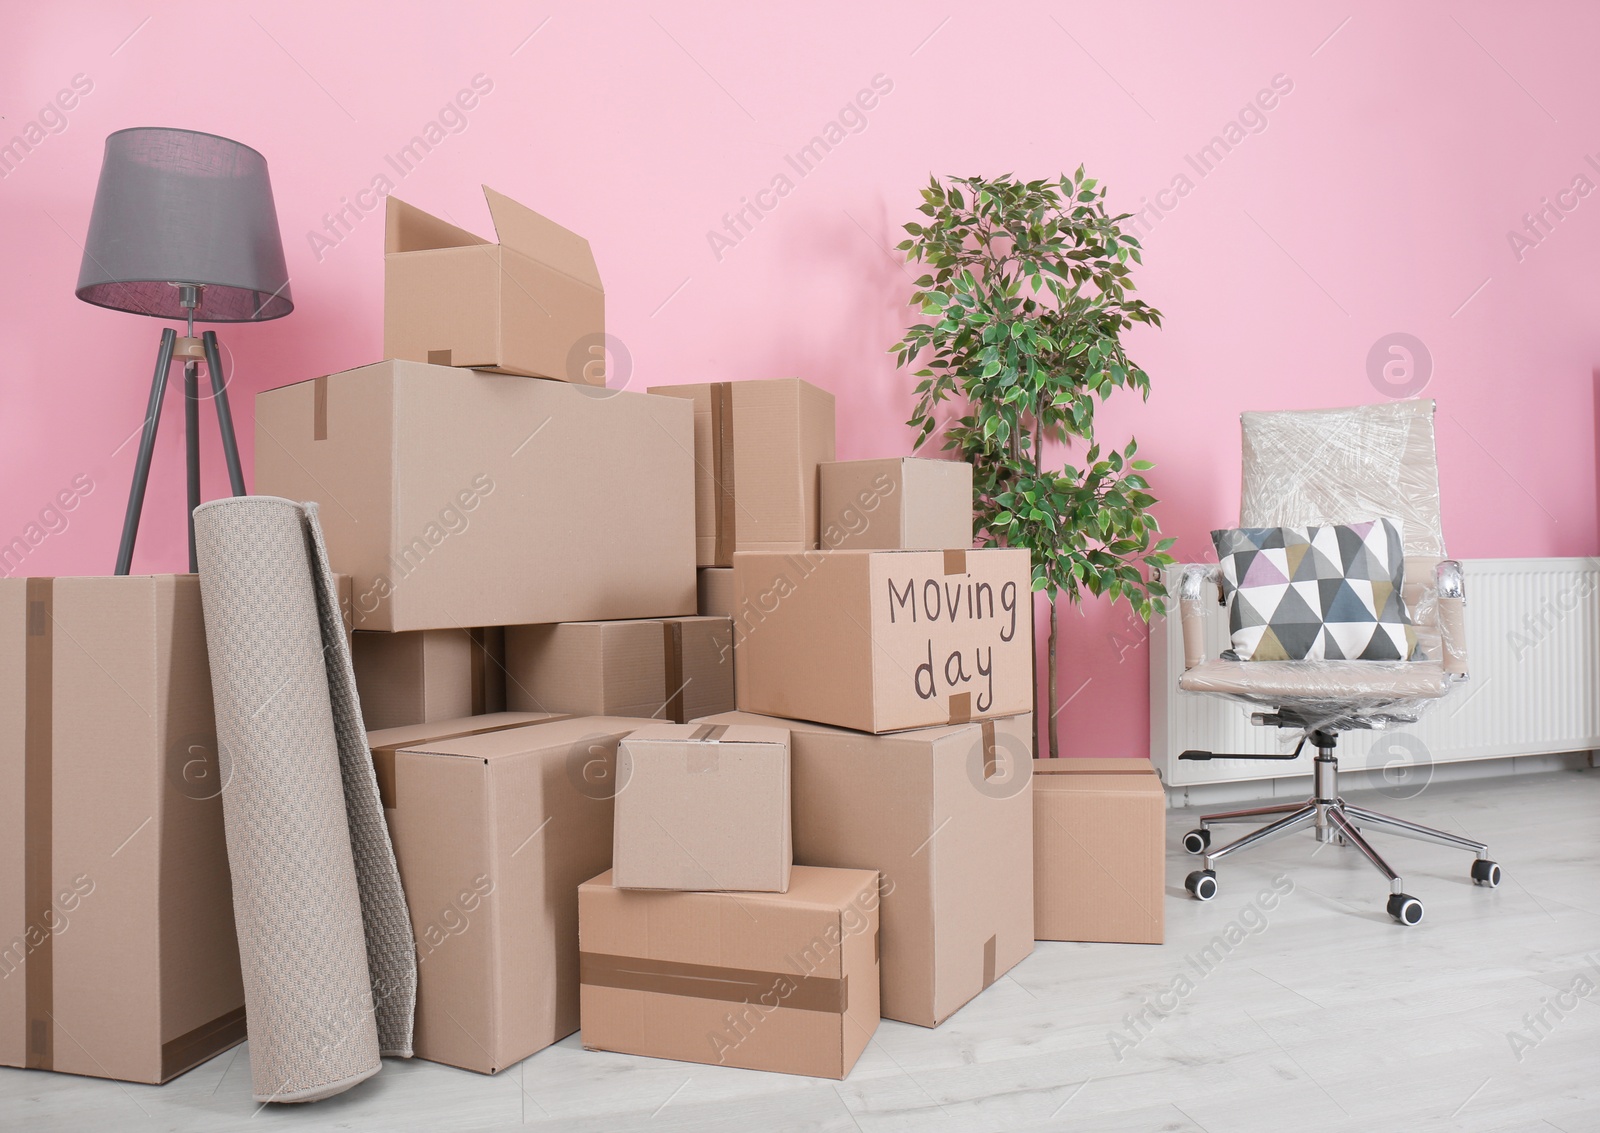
697;567;735;619
733;548;1033;733
1033;758;1166;944
0;575;245;1084
579;866;879;1078
353;626;506;730
505;617;732;724
613;722;791;892
819;458;973;552
384;186;604;383
366;712;639;1074
255;360;696;632
699;711;1033;1027
648;379;835;567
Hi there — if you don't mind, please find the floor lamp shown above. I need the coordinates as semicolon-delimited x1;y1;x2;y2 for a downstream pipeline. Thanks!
75;127;294;574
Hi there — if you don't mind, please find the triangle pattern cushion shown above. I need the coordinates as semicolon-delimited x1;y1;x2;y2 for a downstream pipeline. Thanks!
1210;517;1422;663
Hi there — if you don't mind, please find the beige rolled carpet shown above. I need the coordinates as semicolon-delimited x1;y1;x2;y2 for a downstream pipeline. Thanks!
194;496;416;1103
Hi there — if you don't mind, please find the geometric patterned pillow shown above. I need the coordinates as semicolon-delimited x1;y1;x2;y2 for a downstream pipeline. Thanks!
1210;518;1420;662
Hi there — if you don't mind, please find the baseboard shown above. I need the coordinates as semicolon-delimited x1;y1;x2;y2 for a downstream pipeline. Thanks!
1166;750;1596;809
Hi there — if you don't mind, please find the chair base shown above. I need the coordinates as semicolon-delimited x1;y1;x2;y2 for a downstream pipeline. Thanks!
1180;749;1500;925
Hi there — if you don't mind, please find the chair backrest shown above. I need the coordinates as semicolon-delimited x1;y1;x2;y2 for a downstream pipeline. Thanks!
1238;398;1445;638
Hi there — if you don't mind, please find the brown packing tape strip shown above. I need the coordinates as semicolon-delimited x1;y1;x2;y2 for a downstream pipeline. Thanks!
312;376;328;441
712;382;737;565
982;935;997;989
581;952;847;1015
370;714;574;809
662;621;686;725
428;349;453;366
160;1005;247;1081
981;720;998;779
23;578;52;1070
944;549;967;575
948;692;972;725
687;723;728;742
468;628;488;717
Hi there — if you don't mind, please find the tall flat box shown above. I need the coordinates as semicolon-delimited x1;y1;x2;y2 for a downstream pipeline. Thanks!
733;548;1032;733
366;712;638;1074
254;360;696;632
699;711;1033;1027
697;567;735;618
1033;759;1165;944
819;458;973;551
648;379;835;567
384;186;604;383
0;576;245;1084
613;722;791;892
505;616;732;724
352;626;505;730
579;866;879;1078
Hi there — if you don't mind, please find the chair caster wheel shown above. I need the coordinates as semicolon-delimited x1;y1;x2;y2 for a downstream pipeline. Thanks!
1185;870;1218;901
1182;828;1210;855
1387;893;1424;925
1471;859;1502;887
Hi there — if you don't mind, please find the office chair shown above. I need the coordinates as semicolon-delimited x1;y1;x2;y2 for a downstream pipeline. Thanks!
1174;399;1499;925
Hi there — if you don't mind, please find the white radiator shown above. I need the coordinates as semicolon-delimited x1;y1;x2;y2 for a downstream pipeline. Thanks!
1150;557;1600;787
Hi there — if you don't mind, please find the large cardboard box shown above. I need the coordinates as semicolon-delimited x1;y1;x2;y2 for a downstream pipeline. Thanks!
255;360;696;632
0;576;245;1084
733;548;1032;733
819;458;973;552
648;379;835;567
352;626;505;730
579;866;879;1078
1033;758;1166;944
384;186;604;383
697;567;735;618
613;722;791;892
699;710;1033;1027
505;616;732;724
366;712;638;1073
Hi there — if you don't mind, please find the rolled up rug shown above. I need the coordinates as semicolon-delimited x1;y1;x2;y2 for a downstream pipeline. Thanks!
193;496;416;1103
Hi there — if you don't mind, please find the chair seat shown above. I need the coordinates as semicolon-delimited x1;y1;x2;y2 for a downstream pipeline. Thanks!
1178;659;1452;702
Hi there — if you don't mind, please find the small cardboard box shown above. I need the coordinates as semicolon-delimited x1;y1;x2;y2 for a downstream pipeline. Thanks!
733;548;1032;733
697;567;735;619
699;710;1033;1027
648;379;835;567
1033;758;1166;944
366;713;638;1074
579;865;879;1078
352;626;505;730
505;617;732;724
819;458;973;552
255;360;696;632
384;186;604;383
613;722;791;892
0;576;245;1084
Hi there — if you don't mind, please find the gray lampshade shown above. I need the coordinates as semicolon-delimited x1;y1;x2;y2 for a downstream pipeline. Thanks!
76;127;293;322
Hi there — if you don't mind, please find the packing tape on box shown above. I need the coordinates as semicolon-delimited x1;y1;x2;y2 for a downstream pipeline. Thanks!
662;620;686;724
943;549;967;575
23;578;53;1070
369;715;574;809
981;720;998;779
712;382;737;565
948;692;972;724
983;935;997;989
313;376;328;441
580;952;847;1014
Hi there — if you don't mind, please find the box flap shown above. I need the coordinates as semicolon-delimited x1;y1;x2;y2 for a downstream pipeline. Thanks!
1033;757;1158;776
482;186;601;290
385;195;491;253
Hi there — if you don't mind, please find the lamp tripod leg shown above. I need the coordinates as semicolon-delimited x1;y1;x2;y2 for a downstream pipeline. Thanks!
184;361;200;574
201;331;246;496
115;328;178;576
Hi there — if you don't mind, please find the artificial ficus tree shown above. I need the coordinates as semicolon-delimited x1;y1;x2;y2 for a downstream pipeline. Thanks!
892;170;1175;758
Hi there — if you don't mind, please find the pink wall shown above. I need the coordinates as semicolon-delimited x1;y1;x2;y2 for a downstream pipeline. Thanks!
4;2;1598;757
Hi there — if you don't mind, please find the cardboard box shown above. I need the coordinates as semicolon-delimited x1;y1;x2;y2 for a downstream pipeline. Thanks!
733;548;1032;733
384;186;604;383
697;567;735;618
698;710;1033;1027
505;616;732;724
366;712;639;1074
579;865;879;1078
255;360;696;632
1033;758;1166;944
648;379;835;567
819;458;973;552
613;722;790;892
0;576;245;1084
353;626;505;730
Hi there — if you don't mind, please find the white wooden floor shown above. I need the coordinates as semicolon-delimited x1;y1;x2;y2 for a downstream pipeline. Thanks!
4;768;1598;1133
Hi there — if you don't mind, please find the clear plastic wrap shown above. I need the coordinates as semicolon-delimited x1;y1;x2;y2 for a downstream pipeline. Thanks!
1176;399;1466;735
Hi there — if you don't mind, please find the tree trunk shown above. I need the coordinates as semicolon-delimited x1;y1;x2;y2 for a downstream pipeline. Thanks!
1048;599;1060;758
1030;592;1040;760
